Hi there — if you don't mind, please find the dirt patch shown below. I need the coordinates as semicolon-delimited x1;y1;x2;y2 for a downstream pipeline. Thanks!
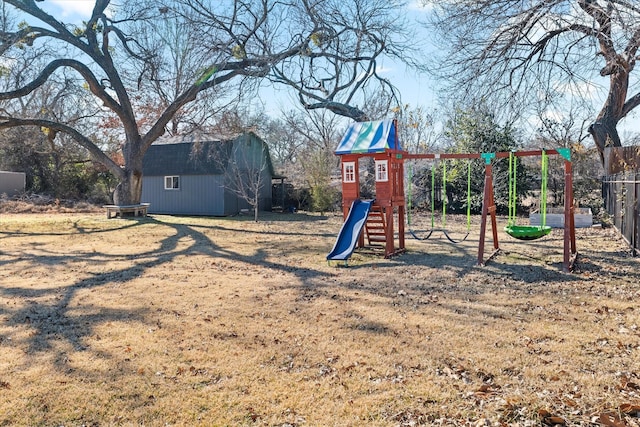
0;211;639;426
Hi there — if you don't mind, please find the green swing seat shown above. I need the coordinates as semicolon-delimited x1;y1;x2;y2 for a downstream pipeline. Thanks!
505;150;551;241
504;224;551;240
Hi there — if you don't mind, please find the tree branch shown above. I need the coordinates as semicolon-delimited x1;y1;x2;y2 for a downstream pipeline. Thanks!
622;91;640;118
0;28;35;55
141;67;247;149
0;116;124;178
577;0;616;59
302;99;367;121
0;58;124;117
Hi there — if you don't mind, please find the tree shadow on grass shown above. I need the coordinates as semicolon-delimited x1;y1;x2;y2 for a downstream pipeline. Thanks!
0;217;145;238
293;225;640;339
154;211;332;224
308;226;640;312
3;214;636;380
0;215;334;376
341;231;574;285
157;217;339;240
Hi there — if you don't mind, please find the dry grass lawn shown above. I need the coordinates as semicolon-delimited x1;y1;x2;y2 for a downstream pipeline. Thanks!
0;211;639;426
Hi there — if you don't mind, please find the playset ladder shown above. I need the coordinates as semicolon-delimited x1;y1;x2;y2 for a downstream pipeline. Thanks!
365;206;387;246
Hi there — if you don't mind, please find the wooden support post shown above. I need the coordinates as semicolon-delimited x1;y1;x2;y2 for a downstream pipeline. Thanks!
635;173;640;255
398;204;405;252
478;154;499;265
563;157;578;271
396;153;406;253
385;205;394;258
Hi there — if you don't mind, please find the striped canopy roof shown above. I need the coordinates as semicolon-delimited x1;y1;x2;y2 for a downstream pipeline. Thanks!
335;120;401;155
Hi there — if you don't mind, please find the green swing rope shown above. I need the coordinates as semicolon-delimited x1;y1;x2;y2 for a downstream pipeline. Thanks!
442;160;447;228
407;162;435;240
440;159;472;243
505;150;551;240
540;150;549;228
466;160;472;231
407;163;413;225
408;157;471;242
431;160;436;230
441;159;472;230
508;152;517;227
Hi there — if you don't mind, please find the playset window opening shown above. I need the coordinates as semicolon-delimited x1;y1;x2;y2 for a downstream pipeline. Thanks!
343;162;356;183
375;160;388;182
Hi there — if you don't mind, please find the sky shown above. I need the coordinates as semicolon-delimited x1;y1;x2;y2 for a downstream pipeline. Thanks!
41;0;96;19
28;0;640;139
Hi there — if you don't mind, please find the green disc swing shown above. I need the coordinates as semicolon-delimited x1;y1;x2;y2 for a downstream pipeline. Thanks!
503;151;552;240
407;158;472;243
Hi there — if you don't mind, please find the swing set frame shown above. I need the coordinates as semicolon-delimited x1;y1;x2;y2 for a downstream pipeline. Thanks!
478;149;577;272
405;149;578;272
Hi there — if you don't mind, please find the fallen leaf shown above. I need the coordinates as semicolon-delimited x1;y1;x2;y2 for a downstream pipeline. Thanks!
543;416;567;426
538;409;566;426
476;384;496;393
620;404;640;415
599;411;627;427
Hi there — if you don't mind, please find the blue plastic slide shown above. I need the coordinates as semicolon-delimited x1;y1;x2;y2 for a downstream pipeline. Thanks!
327;199;374;261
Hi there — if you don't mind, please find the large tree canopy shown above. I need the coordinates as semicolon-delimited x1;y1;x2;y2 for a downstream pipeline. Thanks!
0;0;411;204
425;0;640;161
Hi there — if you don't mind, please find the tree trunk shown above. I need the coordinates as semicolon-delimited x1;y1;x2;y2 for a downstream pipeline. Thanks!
113;141;144;205
254;190;259;222
589;60;628;164
588;117;621;164
113;169;143;205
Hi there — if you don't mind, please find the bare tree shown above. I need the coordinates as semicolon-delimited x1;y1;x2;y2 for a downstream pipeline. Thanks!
261;115;305;170
393;103;439;154
425;0;640;163
0;0;413;205
275;108;345;211
0;31;112;198
223;136;272;222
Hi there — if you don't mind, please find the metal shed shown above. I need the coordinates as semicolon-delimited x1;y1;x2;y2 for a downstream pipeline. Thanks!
141;133;278;216
0;171;26;197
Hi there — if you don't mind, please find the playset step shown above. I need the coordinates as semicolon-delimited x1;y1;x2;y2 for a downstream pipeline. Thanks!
365;206;387;246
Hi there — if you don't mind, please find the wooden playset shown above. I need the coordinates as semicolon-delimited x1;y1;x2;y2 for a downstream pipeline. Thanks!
327;119;578;272
327;120;406;260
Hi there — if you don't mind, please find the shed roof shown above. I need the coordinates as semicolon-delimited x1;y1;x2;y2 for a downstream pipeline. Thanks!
143;139;232;176
142;133;282;178
335;120;401;155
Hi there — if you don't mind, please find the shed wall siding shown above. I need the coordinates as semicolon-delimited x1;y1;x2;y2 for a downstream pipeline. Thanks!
142;175;225;216
0;171;26;197
224;189;239;215
259;167;273;210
